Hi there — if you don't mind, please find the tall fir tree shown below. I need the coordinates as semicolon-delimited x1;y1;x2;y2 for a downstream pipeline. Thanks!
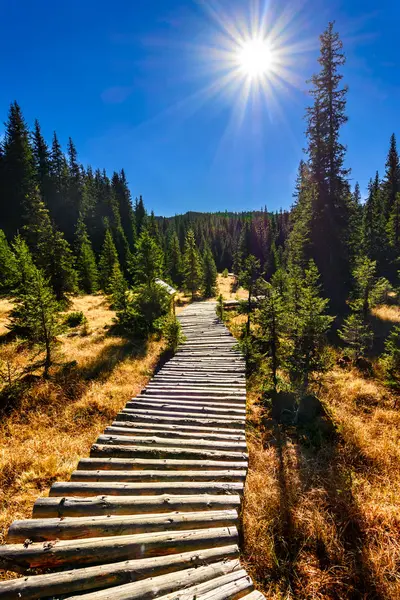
130;228;164;287
32;120;52;210
362;173;387;271
24;189;78;300
303;22;351;309
98;226;121;293
0;229;17;292
183;229;203;300
382;133;400;221
202;246;217;298
1;102;35;238
74;218;99;294
111;170;136;249
134;196;147;237
166;231;183;287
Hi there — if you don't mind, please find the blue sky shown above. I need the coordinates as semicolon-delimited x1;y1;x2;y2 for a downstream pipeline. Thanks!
1;0;399;216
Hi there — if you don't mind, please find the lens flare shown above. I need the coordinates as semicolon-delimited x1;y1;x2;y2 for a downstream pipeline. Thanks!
237;38;276;79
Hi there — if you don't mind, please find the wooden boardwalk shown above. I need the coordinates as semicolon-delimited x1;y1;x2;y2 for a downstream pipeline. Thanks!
0;302;265;600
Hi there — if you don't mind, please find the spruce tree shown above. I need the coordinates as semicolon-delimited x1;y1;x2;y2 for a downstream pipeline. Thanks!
0;230;17;292
387;192;400;260
382;133;400;221
75;218;99;294
166;231;183;287
1;102;35;238
239;255;260;336
111;170;136;249
65;137;82;241
32;120;52;210
338;313;373;362
183;229;203;300
109;262;128;310
287;261;333;394
380;325;400;392
256;282;287;390
24;189;78;300
134;196;147;237
362;173;387;272
130;228;164;287
202;246;217;298
49;132;69;226
99;227;120;293
304;22;351;308
9;263;63;377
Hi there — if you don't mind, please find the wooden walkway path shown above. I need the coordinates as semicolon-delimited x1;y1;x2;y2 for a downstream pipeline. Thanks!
0;302;265;600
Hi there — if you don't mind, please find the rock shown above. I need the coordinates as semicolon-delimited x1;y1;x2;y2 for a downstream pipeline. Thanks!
296;394;324;425
271;391;296;424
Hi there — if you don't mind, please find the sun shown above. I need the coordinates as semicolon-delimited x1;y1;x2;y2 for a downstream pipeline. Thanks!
237;38;276;79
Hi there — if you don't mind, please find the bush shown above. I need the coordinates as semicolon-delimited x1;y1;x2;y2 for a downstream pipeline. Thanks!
163;314;184;352
64;311;87;328
222;268;229;278
216;294;224;320
117;284;171;337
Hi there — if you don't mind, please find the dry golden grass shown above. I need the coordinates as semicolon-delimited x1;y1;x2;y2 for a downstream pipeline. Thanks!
224;310;400;599
0;298;13;336
372;304;400;323
0;295;165;581
217;273;248;301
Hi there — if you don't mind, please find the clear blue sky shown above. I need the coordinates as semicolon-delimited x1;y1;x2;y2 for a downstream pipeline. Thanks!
1;0;399;215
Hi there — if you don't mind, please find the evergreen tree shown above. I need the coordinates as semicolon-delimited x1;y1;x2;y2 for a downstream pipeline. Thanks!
348;182;363;263
109;262;128;310
130;228;164;287
380;325;400;392
111;170;136;249
202;246;217;298
183;229;203;300
338;313;373;362
382;133;400;221
239;255;261;336
11;235;37;296
98;226;120;293
1;102;35;238
352;256;378;321
49;132;69;226
134;196;147;237
362;173;387;271
24;189;78;300
304;22;351;308
0;230;17;292
32;119;52;210
387;192;400;259
75;218;99;294
65;137;82;241
287;261;333;394
256;282;287;390
166;231;183;287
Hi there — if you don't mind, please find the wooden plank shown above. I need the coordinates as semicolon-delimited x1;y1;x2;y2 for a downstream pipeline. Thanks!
109;420;245;436
77;457;248;472
33;494;242;518
113;412;246;430
95;434;247;453
89;444;248;461
119;408;244;424
104;425;246;443
49;481;244;497
8;510;238;542
71;469;247;483
0;527;238;572
126;400;246;414
68;562;245;600
0;545;239;600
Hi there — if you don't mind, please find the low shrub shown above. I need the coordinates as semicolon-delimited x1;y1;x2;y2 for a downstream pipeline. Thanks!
64;311;86;328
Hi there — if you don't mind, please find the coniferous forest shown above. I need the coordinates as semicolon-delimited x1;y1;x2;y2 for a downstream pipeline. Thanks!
1;21;400;599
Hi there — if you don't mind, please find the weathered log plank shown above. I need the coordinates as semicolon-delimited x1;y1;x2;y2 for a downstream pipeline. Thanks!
89;443;248;461
71;469;246;483
0;526;238;571
77;457;248;472
0;545;239;600
8;510;238;542
95;434;247;453
33;494;242;518
104;425;246;443
49;480;244;497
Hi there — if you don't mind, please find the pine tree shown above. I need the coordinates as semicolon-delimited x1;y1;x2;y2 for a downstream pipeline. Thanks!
348;182;363;263
109;262;128;310
387;192;400;259
111;170;136;249
239;255;260;336
98;227;120;293
75;218;99;294
352;256;378;321
338;313;373;362
362;173;387;271
183;229;203;300
134;196;147;237
24;189;78;300
0;230;17;292
287;261;333;394
32;120;52;210
130;228;164;287
202;246;217;298
10;263;62;377
166;231;183;287
380;325;400;393
304;22;351;309
382;133;400;221
49;132;69;226
65;137;82;241
256;282;287;390
1;102;35;238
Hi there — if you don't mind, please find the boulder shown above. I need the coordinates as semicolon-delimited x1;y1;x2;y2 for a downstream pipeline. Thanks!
296;394;324;425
